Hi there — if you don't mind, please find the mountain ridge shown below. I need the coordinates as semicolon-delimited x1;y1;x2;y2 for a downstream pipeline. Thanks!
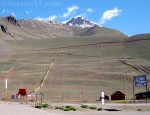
0;15;126;40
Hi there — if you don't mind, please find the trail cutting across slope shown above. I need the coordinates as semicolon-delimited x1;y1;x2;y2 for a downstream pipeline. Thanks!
34;59;56;92
0;67;16;79
120;60;150;75
45;37;150;50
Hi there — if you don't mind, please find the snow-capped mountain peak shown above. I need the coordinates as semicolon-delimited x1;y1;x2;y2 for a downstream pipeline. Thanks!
66;16;100;28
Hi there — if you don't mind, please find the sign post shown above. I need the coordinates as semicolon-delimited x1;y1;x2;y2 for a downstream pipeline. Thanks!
133;75;147;103
133;77;135;103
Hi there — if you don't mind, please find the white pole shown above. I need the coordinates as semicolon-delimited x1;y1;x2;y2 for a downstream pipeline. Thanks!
101;92;105;105
5;79;7;89
5;79;8;103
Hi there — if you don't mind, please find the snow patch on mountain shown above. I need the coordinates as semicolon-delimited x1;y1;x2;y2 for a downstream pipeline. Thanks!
66;16;102;28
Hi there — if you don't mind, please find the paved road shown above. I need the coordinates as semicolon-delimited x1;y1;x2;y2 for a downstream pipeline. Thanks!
0;103;53;115
0;102;150;115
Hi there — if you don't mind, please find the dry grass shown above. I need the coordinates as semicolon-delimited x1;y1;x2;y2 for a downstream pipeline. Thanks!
0;19;150;102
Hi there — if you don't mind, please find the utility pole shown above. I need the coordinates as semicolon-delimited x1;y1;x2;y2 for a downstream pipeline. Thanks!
122;48;127;107
124;76;126;106
33;82;37;93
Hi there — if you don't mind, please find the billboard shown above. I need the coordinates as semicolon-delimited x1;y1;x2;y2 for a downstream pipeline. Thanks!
134;75;147;87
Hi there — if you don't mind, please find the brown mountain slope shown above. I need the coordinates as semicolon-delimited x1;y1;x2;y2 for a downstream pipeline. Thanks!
0;16;150;102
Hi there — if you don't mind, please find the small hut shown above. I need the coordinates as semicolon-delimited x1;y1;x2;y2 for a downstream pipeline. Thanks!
135;91;150;100
111;91;125;100
100;95;109;100
18;89;28;96
17;89;28;103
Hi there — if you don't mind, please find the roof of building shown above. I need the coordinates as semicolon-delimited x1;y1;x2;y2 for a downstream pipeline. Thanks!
111;91;125;96
135;90;150;95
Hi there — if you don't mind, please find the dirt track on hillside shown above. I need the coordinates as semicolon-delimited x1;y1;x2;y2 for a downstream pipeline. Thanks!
46;37;150;50
120;60;150;75
34;58;56;92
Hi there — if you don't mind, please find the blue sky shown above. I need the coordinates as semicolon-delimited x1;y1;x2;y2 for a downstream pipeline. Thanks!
0;0;150;36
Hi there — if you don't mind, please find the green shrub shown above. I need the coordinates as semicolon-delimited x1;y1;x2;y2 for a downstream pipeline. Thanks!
35;105;42;109
55;107;59;109
97;108;103;111
64;108;70;111
60;106;64;110
137;108;143;111
65;105;72;109
42;104;49;108
81;105;89;108
65;105;76;111
89;106;97;110
69;107;76;111
55;106;64;110
35;104;49;109
72;108;76;111
55;105;76;111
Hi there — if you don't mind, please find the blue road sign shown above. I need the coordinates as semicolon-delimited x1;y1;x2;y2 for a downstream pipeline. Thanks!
134;75;147;87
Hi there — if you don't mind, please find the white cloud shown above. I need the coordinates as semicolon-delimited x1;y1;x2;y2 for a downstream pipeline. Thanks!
1;10;9;14
35;15;57;21
76;8;94;18
61;8;94;24
62;5;79;18
11;12;15;17
26;10;32;14
87;8;93;13
2;10;5;13
100;7;121;24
